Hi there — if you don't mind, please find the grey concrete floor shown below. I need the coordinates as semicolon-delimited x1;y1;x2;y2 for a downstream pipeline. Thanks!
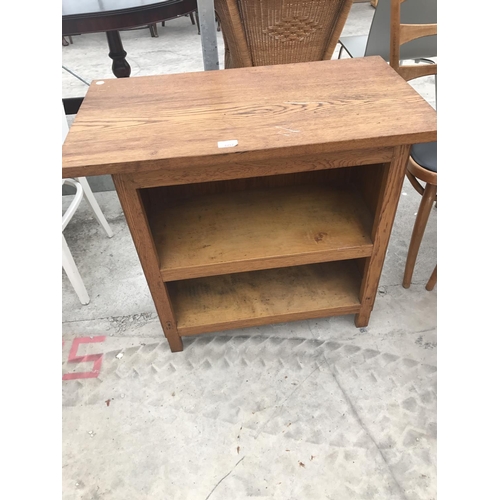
62;3;437;499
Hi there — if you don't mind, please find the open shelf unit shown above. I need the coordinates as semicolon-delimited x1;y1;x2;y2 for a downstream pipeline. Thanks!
142;165;383;336
63;56;437;352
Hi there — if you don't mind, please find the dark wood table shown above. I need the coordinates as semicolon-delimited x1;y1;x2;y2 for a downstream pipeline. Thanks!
62;0;199;114
62;56;437;352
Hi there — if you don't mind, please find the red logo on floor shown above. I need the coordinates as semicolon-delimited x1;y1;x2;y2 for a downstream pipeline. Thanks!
62;336;106;380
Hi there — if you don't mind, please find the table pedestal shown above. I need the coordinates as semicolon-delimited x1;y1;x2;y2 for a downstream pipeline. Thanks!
106;31;132;78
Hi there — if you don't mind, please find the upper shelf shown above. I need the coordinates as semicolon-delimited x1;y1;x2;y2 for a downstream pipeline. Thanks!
147;183;374;281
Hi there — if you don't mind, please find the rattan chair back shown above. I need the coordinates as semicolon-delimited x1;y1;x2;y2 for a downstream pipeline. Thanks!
214;0;354;68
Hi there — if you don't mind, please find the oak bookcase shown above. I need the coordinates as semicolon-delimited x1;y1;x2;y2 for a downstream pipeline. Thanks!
62;57;436;352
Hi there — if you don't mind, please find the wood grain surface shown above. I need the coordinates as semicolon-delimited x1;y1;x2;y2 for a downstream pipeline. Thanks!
355;144;410;327
62;57;436;178
122;148;394;189
113;174;183;351
169;261;362;336
62;56;437;350
147;183;374;281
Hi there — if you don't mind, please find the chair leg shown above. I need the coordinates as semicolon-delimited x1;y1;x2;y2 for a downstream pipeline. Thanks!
189;12;195;25
403;182;437;288
149;24;159;37
62;234;90;305
77;177;114;238
196;11;201;35
426;265;437;291
338;45;344;59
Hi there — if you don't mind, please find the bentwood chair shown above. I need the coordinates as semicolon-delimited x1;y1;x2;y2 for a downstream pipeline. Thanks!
389;0;437;291
213;0;354;68
62;106;114;304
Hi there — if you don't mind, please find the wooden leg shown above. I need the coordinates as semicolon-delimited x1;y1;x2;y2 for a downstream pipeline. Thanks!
354;314;370;328
425;265;437;291
189;12;195;25
403;182;437;288
113;175;183;352
105;31;131;78
355;145;411;327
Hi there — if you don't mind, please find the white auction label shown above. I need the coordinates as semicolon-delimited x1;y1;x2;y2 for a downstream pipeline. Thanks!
217;140;238;148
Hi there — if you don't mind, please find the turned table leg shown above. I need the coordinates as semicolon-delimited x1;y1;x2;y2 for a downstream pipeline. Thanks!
106;31;132;78
63;31;131;115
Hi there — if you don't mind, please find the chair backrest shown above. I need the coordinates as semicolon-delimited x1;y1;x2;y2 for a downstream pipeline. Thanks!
214;0;354;68
389;0;437;81
365;0;436;61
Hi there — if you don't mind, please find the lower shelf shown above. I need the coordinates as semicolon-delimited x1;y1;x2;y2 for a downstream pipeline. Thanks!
169;261;362;336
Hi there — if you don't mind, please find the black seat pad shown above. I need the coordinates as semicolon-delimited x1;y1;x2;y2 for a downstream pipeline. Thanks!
410;142;437;173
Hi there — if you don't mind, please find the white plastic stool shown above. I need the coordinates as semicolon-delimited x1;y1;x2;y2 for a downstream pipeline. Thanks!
62;105;113;304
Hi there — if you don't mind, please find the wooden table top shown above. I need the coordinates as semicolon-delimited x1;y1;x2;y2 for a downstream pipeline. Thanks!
62;56;437;178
